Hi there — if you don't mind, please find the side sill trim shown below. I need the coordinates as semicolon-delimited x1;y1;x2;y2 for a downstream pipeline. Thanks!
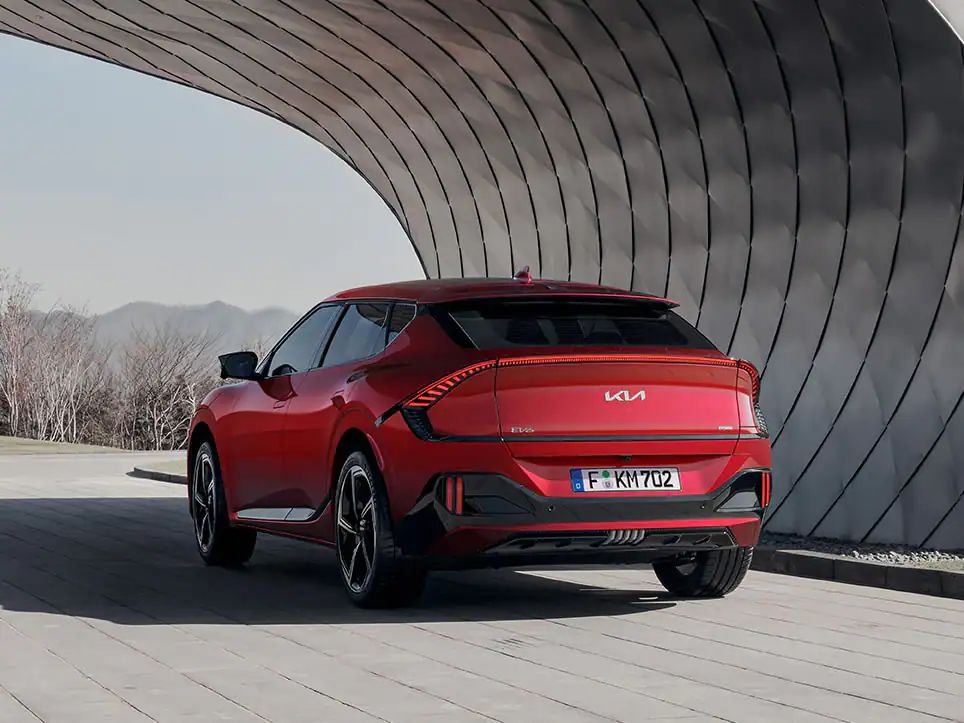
236;507;316;522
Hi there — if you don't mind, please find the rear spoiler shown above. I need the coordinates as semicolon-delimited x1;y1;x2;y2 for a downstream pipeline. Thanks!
437;291;680;309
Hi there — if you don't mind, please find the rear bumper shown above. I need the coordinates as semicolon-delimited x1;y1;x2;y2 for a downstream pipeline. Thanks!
422;528;741;570
397;469;765;566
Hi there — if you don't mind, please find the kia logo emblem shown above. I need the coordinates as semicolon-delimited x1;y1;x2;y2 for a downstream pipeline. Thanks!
604;390;646;402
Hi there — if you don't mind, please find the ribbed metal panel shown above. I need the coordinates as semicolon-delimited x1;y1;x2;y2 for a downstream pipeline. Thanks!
3;0;962;546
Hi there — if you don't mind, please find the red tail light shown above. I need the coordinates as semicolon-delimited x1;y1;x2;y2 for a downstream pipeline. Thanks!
405;355;741;412
406;355;732;408
736;360;768;437
403;360;497;410
760;471;772;508
395;355;766;439
441;475;464;514
736;360;761;403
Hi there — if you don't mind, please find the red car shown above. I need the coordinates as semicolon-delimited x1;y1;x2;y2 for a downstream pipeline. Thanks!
187;272;771;607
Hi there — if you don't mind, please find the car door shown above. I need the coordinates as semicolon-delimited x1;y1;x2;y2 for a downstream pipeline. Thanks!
224;304;340;512
283;301;394;510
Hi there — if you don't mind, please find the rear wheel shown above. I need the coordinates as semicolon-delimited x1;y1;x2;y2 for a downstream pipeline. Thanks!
191;441;257;566
335;450;425;607
653;546;753;597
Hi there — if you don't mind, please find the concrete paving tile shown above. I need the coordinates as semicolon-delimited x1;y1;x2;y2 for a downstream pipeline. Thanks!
1;454;963;723
0;686;41;722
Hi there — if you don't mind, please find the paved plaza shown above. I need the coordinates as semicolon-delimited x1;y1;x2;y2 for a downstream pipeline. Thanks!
0;453;962;722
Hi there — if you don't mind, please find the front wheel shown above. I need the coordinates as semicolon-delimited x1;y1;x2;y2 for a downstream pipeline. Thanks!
335;450;425;608
653;546;753;598
191;441;257;566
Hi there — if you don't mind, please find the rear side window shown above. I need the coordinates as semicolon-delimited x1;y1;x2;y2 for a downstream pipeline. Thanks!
441;298;715;350
322;302;390;367
387;303;417;345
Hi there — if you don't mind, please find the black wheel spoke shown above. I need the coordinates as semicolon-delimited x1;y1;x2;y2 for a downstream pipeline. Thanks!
347;540;361;583
337;516;356;535
351;471;360;516
193;453;217;552
200;510;211;544
338;463;377;593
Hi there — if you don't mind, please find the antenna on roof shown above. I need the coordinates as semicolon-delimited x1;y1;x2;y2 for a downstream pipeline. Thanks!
513;266;533;284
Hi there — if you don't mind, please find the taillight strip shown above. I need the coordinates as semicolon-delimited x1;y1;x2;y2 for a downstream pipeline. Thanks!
760;471;772;508
403;359;498;409
444;477;454;511
400;354;745;413
382;354;765;439
736;359;761;402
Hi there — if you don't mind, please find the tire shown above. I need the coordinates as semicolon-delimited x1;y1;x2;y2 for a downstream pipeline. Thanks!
190;441;257;566
653;546;753;598
335;450;425;608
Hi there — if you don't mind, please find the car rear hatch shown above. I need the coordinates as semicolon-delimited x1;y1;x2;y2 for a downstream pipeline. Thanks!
494;353;743;457
422;295;761;496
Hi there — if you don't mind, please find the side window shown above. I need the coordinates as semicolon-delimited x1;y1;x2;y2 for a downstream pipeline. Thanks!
267;305;340;376
387;303;417;345
322;302;390;368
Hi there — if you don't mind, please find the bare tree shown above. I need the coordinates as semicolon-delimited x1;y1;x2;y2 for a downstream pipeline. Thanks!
22;310;112;444
242;333;272;361
0;274;32;437
0;271;113;444
1;267;269;451
112;324;220;450
0;270;39;436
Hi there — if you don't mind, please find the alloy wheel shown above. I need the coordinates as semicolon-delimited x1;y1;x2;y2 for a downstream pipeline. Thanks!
337;464;377;592
193;452;217;552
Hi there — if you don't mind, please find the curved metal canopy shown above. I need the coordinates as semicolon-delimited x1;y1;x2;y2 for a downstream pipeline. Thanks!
2;0;962;546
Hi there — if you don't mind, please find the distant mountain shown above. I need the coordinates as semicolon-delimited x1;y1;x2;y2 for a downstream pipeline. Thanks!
92;301;299;356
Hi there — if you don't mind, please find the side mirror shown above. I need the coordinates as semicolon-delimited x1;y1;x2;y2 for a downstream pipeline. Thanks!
219;351;261;380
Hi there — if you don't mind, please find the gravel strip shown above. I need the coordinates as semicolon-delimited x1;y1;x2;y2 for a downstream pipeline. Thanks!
760;532;964;572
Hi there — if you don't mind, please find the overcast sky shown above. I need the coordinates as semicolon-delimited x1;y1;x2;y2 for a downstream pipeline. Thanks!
0;34;422;314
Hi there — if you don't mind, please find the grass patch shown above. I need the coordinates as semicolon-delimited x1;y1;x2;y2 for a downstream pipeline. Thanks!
0;435;122;455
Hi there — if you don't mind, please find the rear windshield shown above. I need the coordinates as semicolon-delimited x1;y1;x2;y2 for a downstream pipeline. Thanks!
439;298;715;350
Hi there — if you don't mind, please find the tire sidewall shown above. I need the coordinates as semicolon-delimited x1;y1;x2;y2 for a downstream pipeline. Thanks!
335;450;394;603
191;441;230;564
654;546;753;597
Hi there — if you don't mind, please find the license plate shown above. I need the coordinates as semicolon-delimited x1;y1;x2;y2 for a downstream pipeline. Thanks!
570;467;681;493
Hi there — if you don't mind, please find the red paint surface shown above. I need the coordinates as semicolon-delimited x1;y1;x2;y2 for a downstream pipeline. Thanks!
190;279;772;561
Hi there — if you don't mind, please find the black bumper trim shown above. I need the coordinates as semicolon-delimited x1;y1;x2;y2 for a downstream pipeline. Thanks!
488;528;735;554
424;529;737;570
397;469;768;555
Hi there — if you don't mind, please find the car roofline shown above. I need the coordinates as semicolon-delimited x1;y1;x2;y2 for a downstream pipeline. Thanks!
325;281;678;308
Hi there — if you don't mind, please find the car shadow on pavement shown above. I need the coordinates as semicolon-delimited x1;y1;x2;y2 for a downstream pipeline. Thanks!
0;497;676;625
